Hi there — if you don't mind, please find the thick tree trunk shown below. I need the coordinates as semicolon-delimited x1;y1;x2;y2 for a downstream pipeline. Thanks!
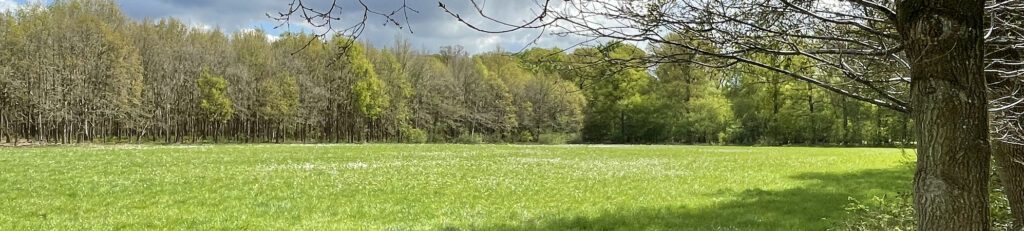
897;1;991;230
993;141;1024;230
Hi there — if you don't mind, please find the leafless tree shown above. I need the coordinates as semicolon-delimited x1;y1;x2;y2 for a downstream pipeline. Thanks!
269;0;418;54
988;0;1024;142
986;0;1024;228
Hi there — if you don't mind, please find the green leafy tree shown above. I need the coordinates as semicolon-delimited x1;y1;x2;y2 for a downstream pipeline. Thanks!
574;42;651;143
197;70;234;124
343;41;390;119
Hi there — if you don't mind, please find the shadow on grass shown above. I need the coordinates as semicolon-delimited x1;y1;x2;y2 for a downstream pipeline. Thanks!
465;166;913;231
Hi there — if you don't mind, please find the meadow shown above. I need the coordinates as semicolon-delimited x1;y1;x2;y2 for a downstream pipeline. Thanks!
0;144;914;230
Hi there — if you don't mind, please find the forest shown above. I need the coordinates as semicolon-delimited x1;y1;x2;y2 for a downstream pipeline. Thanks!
0;0;911;145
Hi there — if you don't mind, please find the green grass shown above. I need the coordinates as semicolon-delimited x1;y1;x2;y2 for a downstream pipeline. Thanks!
0;144;914;230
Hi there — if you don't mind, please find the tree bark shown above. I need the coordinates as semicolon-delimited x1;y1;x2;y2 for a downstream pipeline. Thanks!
897;1;991;230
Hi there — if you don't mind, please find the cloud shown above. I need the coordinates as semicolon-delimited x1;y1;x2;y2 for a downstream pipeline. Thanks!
265;33;280;42
110;0;588;53
0;0;19;12
239;28;280;42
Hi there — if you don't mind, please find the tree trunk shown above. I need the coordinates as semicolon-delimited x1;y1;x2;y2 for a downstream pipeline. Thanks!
993;141;1024;230
897;1;991;230
842;98;850;144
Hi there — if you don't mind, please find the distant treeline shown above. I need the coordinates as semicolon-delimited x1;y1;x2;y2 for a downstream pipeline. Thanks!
0;0;910;145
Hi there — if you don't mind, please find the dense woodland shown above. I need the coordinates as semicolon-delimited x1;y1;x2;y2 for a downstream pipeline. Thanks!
0;0;911;145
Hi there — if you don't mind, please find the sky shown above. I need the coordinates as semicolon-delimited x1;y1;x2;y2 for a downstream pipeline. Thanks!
2;0;589;53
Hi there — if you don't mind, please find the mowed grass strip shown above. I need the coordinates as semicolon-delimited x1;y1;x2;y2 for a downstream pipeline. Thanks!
0;144;913;230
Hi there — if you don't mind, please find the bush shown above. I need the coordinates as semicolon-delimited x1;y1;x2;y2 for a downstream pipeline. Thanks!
991;173;1015;231
518;130;534;143
537;133;576;145
828;194;915;231
455;133;484;144
830;174;1015;231
400;125;427;144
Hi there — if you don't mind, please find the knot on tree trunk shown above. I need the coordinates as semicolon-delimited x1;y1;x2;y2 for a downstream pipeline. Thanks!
922;14;953;39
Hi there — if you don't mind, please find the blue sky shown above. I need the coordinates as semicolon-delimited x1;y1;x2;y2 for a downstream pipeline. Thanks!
2;0;587;53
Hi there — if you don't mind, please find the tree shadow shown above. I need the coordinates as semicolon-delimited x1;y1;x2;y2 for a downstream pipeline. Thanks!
463;166;913;231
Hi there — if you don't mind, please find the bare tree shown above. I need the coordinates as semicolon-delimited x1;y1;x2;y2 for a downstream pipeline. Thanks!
986;0;1024;228
269;0;418;55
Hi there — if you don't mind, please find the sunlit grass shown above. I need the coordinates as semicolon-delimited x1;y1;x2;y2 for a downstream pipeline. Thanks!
0;144;913;230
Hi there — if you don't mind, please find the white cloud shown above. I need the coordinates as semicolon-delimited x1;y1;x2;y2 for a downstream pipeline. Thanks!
239;28;280;42
190;22;212;32
265;33;280;42
0;0;19;12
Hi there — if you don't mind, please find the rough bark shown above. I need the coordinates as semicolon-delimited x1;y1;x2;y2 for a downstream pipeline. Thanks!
896;0;992;230
994;141;1024;230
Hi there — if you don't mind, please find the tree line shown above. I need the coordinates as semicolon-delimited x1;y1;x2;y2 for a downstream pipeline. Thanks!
0;0;909;145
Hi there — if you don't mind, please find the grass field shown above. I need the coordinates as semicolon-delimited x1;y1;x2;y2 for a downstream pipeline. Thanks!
0;144;914;230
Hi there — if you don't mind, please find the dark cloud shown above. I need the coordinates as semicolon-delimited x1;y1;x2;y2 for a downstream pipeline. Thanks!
104;0;588;53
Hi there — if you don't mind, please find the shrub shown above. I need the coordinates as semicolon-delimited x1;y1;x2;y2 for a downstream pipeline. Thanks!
991;173;1015;231
537;133;576;145
400;125;427;144
518;130;534;143
830;173;1014;231
828;194;915;231
455;133;484;144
